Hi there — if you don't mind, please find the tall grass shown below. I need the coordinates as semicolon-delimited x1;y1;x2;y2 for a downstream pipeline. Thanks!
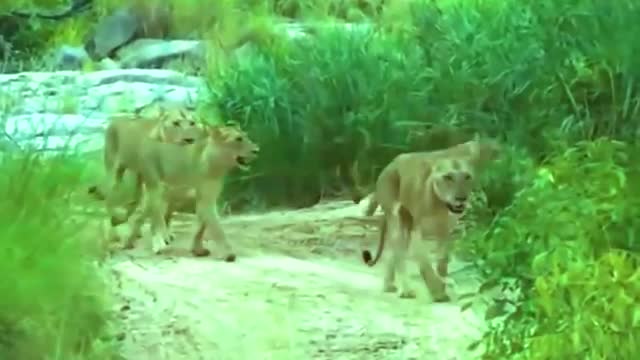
0;151;118;360
206;25;434;208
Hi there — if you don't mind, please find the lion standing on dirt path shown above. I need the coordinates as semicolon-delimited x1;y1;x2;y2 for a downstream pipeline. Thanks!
117;124;260;261
89;108;207;228
358;137;500;302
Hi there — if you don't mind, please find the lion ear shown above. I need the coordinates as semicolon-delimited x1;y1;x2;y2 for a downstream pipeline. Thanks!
155;107;170;123
208;125;226;140
148;125;164;141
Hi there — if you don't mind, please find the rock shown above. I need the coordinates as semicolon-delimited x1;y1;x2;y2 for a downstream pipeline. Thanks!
85;3;172;60
50;45;90;70
87;7;139;59
0;69;204;153
115;39;205;69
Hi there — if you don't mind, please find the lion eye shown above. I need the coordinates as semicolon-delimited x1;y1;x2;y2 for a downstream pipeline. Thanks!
234;136;243;142
189;121;196;126
172;121;180;127
464;174;472;181
444;174;454;181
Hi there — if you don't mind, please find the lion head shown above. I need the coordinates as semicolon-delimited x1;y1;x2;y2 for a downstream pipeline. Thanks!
429;157;475;214
207;123;260;170
151;108;207;145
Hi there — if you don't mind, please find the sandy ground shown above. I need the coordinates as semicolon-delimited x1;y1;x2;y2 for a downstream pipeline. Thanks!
105;200;488;360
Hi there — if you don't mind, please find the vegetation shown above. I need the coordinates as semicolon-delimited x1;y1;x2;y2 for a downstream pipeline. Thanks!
0;150;119;359
2;0;640;358
463;139;640;359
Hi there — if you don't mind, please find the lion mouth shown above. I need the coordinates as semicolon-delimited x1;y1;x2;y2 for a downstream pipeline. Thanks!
446;203;466;214
236;156;250;170
181;138;196;145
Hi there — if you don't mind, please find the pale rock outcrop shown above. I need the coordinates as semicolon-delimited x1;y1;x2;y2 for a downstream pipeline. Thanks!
0;69;203;153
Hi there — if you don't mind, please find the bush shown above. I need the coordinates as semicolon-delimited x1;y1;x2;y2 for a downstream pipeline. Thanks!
463;139;640;359
0;152;118;360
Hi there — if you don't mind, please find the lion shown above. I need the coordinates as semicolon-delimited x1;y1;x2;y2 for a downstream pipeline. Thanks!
359;137;500;302
89;107;207;230
352;135;500;205
115;124;259;261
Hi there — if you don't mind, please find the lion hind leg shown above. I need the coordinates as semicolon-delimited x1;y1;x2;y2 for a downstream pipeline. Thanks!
105;164;129;227
386;214;415;299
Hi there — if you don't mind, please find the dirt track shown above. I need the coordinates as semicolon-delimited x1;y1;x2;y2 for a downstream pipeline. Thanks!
106;200;487;360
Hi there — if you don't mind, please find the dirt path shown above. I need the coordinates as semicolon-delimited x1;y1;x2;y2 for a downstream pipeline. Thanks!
107;200;487;360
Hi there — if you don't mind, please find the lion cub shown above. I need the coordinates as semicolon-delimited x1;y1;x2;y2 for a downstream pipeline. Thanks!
94;108;207;226
120;124;259;261
360;137;500;302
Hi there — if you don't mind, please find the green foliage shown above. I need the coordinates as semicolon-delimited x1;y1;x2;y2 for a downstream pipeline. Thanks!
462;139;640;359
0;152;118;360
205;26;436;208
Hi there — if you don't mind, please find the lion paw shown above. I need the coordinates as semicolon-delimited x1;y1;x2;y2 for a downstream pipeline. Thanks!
191;247;211;257
398;289;417;299
164;233;176;245
151;234;169;254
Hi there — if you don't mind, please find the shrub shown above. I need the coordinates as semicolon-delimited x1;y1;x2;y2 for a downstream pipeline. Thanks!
0;151;118;360
462;139;640;359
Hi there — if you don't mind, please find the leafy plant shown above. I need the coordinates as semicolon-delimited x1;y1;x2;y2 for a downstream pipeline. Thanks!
462;139;640;359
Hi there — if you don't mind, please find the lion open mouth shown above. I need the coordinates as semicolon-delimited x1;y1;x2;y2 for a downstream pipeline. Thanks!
236;156;250;171
446;203;466;214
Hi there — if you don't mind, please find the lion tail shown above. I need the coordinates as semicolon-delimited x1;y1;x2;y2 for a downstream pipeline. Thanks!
362;216;386;267
363;193;379;216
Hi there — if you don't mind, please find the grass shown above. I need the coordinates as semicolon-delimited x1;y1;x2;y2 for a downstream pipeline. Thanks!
0;150;119;360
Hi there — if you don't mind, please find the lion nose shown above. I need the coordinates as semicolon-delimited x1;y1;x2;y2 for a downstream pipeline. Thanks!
455;196;468;202
252;148;260;154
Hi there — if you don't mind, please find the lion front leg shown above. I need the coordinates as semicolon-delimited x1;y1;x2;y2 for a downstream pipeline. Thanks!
193;199;235;262
145;184;172;254
415;236;452;303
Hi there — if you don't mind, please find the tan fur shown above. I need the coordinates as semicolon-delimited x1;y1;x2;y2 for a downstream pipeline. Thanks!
115;124;259;261
360;137;500;302
356;135;501;212
90;108;207;228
